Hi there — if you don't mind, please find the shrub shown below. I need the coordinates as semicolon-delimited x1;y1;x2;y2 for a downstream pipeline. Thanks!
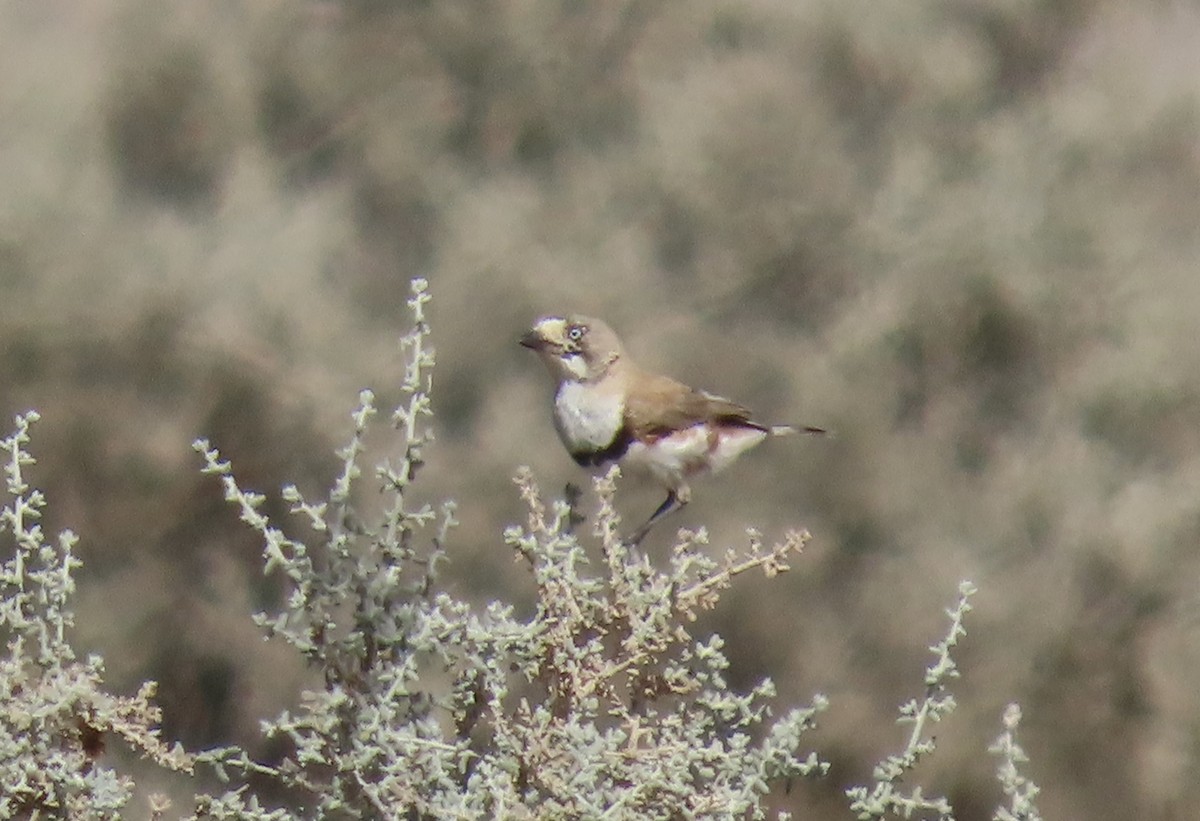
0;279;1042;819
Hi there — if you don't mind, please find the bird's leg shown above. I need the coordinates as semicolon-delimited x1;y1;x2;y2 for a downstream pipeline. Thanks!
628;486;690;546
563;482;585;535
629;493;676;546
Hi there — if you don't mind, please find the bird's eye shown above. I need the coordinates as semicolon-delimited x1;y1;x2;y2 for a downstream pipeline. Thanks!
567;325;585;342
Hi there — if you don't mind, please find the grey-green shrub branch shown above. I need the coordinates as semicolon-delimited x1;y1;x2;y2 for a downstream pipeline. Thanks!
189;279;462;818
846;581;977;820
0;279;1046;819
0;412;191;819
989;704;1043;821
495;466;829;817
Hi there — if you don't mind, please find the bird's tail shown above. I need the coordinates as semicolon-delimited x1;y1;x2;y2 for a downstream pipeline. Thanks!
769;424;828;437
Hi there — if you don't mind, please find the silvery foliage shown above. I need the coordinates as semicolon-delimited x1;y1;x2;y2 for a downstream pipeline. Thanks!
846;582;976;820
843;583;1044;821
989;703;1043;821
0;412;192;818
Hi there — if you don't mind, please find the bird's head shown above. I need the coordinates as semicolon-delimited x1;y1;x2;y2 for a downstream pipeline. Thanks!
520;315;625;383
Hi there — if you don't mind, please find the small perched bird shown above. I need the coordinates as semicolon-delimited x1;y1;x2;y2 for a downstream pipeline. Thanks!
520;315;824;543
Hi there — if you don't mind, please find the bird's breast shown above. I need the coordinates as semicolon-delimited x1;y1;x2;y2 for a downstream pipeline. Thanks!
553;381;626;456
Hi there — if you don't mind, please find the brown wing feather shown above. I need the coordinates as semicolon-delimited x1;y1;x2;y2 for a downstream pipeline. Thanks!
623;373;763;440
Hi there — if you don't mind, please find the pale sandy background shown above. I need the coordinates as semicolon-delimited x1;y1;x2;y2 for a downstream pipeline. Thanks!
3;1;1200;817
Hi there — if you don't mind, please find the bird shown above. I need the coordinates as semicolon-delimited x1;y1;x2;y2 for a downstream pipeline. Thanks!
520;314;825;543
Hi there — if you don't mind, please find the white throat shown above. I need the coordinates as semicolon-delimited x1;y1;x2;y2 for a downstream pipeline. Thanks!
558;352;591;382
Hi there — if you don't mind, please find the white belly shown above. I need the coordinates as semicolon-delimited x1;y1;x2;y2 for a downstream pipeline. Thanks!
553;381;625;452
624;424;768;490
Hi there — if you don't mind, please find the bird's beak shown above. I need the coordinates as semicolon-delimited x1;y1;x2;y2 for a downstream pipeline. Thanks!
519;328;546;350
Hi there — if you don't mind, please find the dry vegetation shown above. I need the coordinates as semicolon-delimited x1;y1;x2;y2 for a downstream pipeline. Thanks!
2;0;1200;817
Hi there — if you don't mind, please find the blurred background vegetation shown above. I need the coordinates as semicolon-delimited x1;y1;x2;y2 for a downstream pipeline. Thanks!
2;0;1199;816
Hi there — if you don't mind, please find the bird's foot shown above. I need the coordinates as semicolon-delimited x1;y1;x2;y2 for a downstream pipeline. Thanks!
563;482;586;535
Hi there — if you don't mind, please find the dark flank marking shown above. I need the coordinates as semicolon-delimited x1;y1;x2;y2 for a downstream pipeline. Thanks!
570;425;634;467
725;419;826;435
724;417;770;433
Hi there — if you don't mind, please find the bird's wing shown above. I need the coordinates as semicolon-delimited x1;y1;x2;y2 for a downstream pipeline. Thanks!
623;372;763;440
